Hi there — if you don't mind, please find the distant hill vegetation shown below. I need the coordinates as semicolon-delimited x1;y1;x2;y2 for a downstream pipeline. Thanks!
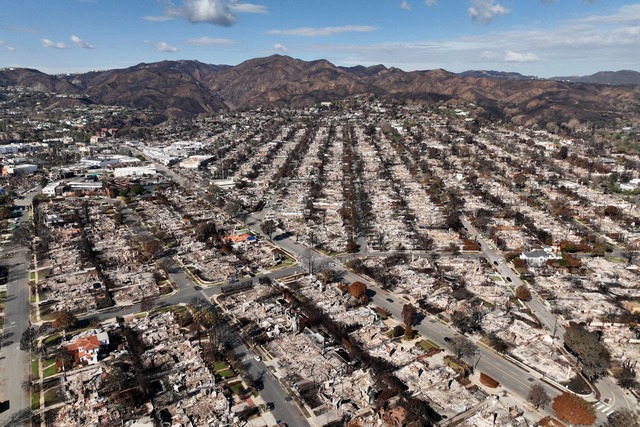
551;70;640;86
457;70;536;81
1;56;639;127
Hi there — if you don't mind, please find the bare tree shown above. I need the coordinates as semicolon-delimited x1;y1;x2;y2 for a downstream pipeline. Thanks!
301;247;319;275
260;219;278;241
527;383;550;409
616;359;638;390
319;268;338;285
604;408;640;427
140;297;156;312
13;222;34;249
141;238;163;259
223;198;242;219
448;336;478;360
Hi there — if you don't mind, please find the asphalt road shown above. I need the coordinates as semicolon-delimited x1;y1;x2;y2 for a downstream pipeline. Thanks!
72;161;637;421
244;210;640;420
81;232;308;423
371;291;558;405
227;332;310;427
242;214;564;409
460;217;561;338
0;197;35;426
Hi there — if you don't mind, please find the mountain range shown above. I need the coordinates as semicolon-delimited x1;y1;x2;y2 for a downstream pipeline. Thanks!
1;55;639;128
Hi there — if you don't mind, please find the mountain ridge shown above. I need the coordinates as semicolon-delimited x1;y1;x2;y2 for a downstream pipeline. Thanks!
1;55;639;127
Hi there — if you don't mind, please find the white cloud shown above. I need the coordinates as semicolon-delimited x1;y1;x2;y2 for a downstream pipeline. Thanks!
180;0;236;26
303;4;640;76
143;15;175;22
504;50;540;63
41;38;69;49
480;50;497;60
267;25;377;37
230;3;267;14
186;37;236;46
400;1;411;11
70;35;93;49
164;0;267;26
273;43;288;53
467;0;510;24
0;40;15;51
424;0;437;8
573;4;640;25
145;40;179;52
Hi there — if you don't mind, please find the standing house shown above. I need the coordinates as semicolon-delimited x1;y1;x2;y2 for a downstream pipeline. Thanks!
65;331;109;365
519;247;561;267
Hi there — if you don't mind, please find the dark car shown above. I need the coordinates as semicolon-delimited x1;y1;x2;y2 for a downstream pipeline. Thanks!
506;277;512;282
266;402;275;410
253;380;264;391
386;298;394;303
444;337;452;343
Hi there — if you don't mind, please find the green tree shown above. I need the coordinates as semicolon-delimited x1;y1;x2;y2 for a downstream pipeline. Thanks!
564;323;611;380
615;359;637;390
19;327;38;352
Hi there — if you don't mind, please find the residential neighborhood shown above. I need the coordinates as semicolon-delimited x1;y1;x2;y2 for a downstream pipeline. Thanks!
1;93;639;427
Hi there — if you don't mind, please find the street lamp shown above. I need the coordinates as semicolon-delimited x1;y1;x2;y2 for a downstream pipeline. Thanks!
474;353;482;370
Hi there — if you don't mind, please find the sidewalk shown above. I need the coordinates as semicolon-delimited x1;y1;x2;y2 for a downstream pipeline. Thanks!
468;369;556;424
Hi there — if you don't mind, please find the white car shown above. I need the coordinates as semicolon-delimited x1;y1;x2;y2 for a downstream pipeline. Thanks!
254;355;262;361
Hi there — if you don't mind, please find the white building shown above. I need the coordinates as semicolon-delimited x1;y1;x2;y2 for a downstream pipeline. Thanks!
80;155;140;168
2;164;37;176
520;247;561;267
113;165;157;178
67;181;103;192
179;155;212;169
42;181;61;197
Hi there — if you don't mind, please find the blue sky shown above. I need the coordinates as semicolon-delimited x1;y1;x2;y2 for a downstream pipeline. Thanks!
1;0;639;77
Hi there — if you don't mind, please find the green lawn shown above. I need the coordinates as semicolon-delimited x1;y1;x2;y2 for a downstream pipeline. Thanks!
229;382;245;395
0;291;6;304
31;359;40;380
213;361;227;371
425;339;440;349
44;333;62;348
31;392;40;410
416;339;440;351
218;369;234;378
43;364;58;378
44;387;63;407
